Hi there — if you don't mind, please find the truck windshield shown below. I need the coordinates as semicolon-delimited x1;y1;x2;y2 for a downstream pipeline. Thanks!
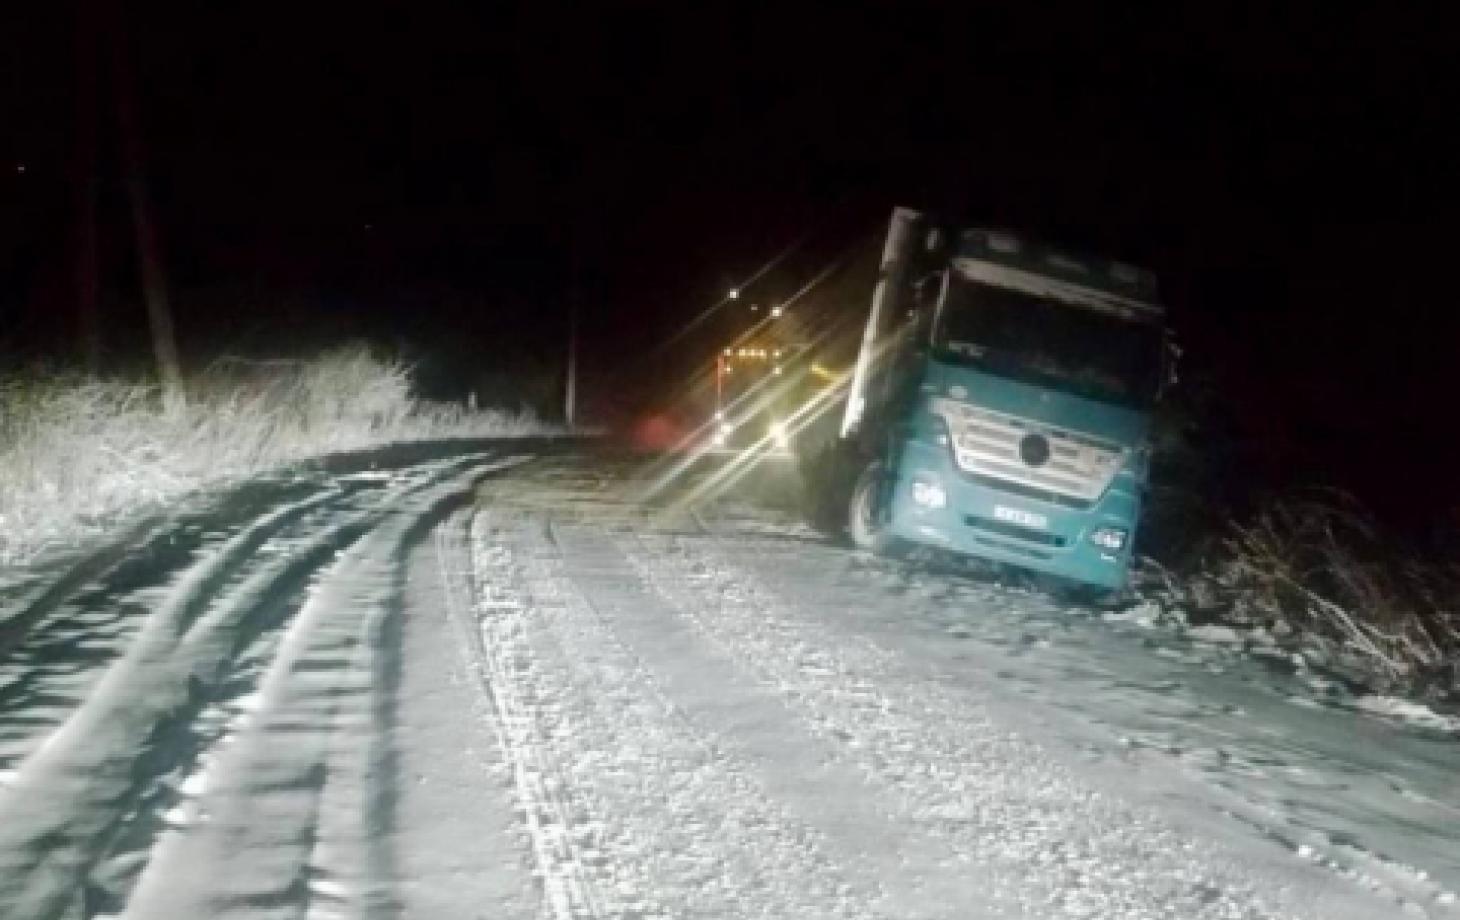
932;274;1163;407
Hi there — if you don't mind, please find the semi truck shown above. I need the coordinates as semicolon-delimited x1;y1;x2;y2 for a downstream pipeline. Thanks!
806;208;1171;594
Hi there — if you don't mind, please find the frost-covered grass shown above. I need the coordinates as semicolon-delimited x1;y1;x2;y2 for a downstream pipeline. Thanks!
0;345;550;567
1143;492;1460;701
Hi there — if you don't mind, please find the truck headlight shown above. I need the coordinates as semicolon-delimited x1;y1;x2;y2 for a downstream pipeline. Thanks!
1088;526;1128;551
911;477;947;509
768;420;789;448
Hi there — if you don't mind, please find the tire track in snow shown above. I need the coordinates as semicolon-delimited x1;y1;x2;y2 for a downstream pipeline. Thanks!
388;513;545;917
85;510;378;915
455;511;608;920
0;454;520;920
0;487;342;783
0;513;164;663
0;486;347;918
462;507;877;920
0;475;341;663
120;455;525;920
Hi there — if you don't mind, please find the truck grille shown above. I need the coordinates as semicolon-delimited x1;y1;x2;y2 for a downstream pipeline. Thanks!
930;397;1125;504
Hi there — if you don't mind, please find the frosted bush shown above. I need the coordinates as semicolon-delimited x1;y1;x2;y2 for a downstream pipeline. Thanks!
0;344;550;567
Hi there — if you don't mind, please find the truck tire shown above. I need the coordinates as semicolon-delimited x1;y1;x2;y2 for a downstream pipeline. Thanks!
848;461;904;555
796;438;860;537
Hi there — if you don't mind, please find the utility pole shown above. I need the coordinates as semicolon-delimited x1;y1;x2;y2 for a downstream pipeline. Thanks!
564;291;578;427
108;4;184;410
563;236;582;428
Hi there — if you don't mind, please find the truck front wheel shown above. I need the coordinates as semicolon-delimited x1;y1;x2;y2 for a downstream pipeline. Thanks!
848;462;904;555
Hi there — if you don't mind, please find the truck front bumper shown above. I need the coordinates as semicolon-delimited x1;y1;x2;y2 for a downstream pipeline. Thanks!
884;440;1139;590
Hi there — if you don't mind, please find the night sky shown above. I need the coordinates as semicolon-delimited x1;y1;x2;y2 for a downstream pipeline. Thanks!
2;5;1451;520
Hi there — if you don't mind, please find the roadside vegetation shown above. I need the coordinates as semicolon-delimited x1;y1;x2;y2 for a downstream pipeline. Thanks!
0;344;548;567
1141;383;1460;705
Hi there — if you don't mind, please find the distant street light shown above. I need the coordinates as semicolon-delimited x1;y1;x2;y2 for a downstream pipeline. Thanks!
14;164;25;174
728;288;740;300
771;304;784;318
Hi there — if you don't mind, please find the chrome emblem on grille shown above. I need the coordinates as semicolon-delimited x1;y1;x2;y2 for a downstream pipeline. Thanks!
1019;433;1051;467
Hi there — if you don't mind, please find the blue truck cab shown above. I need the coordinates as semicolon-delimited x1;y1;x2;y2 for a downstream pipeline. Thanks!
837;209;1168;592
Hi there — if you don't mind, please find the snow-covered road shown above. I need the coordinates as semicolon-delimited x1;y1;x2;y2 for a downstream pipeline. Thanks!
0;450;1455;919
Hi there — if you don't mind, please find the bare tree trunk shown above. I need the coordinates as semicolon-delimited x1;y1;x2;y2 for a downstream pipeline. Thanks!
73;0;101;372
108;5;184;410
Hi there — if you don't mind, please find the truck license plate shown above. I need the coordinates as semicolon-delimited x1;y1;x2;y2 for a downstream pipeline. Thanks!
993;505;1048;529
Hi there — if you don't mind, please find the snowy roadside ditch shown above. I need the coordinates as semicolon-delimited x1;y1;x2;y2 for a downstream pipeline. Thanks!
1125;557;1460;738
678;507;1460;918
